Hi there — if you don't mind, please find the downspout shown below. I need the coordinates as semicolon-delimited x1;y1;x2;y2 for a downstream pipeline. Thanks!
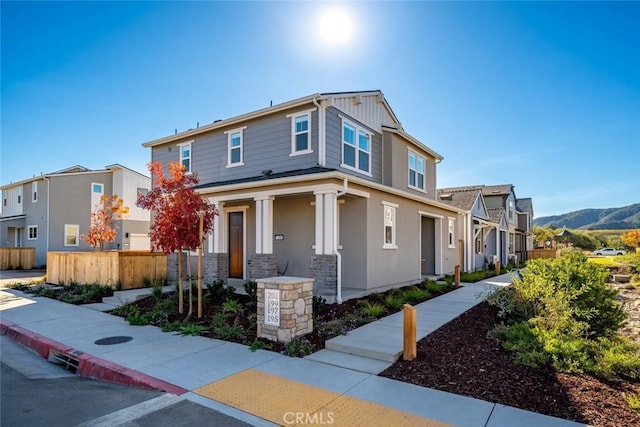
312;97;326;167
335;178;347;303
44;177;50;257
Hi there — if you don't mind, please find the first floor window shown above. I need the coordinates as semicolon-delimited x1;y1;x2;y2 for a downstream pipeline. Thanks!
65;224;79;246
476;236;482;254
382;202;398;249
509;233;515;253
448;218;456;248
28;225;38;240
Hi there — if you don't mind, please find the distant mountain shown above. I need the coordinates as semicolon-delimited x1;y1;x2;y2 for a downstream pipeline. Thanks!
534;203;640;230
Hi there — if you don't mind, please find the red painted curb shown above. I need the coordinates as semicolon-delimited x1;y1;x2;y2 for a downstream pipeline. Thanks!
1;321;187;395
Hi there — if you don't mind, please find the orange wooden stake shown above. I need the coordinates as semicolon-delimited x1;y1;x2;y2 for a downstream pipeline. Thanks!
455;265;461;287
403;304;417;361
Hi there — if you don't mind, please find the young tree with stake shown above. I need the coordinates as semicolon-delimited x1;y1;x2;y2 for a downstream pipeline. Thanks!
137;162;217;317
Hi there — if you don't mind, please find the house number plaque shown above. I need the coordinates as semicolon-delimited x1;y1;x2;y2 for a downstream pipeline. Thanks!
265;289;280;326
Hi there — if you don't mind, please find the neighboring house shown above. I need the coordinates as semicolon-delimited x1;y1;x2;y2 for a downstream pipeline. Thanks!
515;198;535;261
437;188;494;271
0;164;151;267
437;184;534;267
142;90;466;303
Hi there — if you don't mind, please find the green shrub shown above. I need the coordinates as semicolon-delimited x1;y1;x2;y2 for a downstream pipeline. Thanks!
243;280;257;303
460;270;493;283
402;287;430;304
593;337;640;380
249;339;273;352
312;295;326;318
499;321;548;368
485;286;532;321
213;319;246;342
422;280;445;294
179;324;209;336
205;280;235;302
384;295;404;310
443;276;455;288
626;394;640;416
284;337;313;357
359;302;386;318
221;299;243;314
122;306;150;326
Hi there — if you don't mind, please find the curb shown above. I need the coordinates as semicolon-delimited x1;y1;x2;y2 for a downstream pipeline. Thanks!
0;319;187;395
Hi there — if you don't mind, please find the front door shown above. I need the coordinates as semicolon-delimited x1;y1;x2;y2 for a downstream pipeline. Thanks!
15;227;23;247
228;212;244;278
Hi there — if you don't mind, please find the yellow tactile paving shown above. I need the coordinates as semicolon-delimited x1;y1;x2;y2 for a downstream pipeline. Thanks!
193;369;451;427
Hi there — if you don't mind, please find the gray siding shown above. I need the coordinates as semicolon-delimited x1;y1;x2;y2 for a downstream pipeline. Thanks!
272;196;315;278
383;132;437;199
48;172;114;252
152;106;319;186
325;107;383;184
340;197;367;289
24;178;49;266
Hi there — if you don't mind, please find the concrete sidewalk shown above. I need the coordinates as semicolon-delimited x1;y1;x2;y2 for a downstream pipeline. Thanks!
0;275;585;427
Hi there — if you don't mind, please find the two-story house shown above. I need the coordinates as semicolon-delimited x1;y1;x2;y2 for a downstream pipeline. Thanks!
0;164;151;267
142;91;465;303
437;188;496;272
438;184;533;267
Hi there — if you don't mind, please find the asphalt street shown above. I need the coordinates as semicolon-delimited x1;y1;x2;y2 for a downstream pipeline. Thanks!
0;336;251;427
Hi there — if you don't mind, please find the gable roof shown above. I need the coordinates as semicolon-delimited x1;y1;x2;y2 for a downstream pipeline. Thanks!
516;197;534;216
487;207;507;224
436;188;481;211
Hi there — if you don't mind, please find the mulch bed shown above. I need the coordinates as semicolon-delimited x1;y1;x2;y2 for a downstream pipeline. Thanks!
379;301;640;427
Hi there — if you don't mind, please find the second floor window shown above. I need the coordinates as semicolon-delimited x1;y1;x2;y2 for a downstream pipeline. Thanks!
408;151;425;191
342;120;371;175
288;110;314;155
179;142;191;173
226;127;246;167
32;181;38;203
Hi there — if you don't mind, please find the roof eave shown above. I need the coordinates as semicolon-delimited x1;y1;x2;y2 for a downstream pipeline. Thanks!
142;93;321;148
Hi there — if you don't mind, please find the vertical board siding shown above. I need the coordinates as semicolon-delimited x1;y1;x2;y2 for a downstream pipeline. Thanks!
330;94;397;132
0;248;35;269
47;251;167;289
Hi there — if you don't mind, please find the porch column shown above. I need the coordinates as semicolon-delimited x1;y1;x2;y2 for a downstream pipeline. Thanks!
314;190;337;255
496;230;501;265
213;201;225;253
255;196;274;254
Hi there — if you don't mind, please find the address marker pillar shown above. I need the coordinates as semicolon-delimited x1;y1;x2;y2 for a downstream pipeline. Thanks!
257;277;314;343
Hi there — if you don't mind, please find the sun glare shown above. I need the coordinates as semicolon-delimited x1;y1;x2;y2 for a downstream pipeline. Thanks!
317;7;353;46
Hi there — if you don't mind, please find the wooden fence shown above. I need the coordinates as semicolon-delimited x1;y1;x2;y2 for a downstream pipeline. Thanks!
0;247;35;270
47;251;167;289
527;249;561;260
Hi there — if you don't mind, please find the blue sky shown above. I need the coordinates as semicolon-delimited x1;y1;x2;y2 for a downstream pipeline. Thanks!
2;1;638;218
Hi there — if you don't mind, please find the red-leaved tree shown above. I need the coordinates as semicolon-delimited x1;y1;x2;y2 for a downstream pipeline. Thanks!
137;162;217;316
84;194;130;251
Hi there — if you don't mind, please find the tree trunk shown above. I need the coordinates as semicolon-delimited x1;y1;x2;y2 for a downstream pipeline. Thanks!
186;251;193;320
178;248;183;314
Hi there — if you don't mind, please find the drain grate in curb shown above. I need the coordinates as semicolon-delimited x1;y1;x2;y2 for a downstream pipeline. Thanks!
94;336;133;346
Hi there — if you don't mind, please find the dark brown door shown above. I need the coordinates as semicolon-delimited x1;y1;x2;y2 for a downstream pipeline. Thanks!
228;212;243;278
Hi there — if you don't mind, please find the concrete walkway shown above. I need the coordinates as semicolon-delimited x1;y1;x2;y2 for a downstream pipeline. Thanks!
0;273;585;427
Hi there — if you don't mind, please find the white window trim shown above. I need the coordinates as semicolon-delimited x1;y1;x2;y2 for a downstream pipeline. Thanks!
27;225;38;240
448;218;456;248
91;182;104;194
32;181;38;203
177;141;193;173
408;150;427;193
340;116;373;177
287;109;315;156
64;224;80;247
225;127;247;168
382;201;399;249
